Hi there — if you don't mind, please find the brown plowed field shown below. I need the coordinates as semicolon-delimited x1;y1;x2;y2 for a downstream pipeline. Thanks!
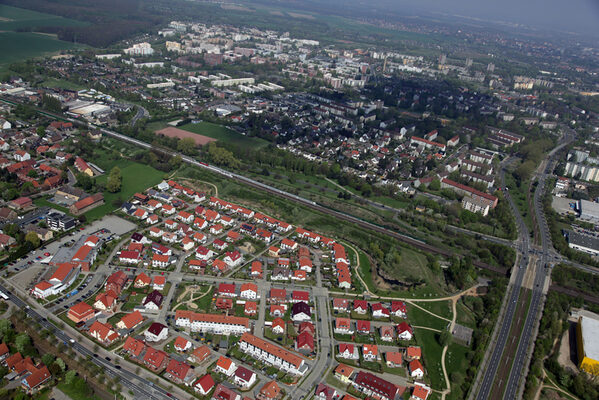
155;127;217;146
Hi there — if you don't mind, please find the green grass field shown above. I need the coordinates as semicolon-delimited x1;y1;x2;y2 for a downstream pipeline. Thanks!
86;161;165;221
178;122;268;149
445;342;472;400
407;303;450;331
0;31;81;69
415;328;445;390
414;300;453;320
0;5;86;31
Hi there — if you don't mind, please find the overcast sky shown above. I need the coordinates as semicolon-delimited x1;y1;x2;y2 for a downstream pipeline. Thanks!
372;0;599;37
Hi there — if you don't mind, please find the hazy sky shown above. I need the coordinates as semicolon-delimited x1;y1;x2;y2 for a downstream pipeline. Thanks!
374;0;599;37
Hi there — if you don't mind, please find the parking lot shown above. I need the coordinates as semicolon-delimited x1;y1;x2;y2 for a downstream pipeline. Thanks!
6;215;137;275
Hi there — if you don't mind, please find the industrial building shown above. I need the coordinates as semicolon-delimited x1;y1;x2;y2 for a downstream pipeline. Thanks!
566;230;599;256
578;200;599;224
577;312;599;376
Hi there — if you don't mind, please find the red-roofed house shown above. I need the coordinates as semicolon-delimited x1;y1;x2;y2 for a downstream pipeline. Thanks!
194;374;215;395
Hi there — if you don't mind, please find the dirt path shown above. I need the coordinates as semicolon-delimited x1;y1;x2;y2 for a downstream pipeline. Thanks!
540;370;581;400
407;300;451;323
440;298;458;400
180;178;218;197
172;285;212;311
344;242;479;303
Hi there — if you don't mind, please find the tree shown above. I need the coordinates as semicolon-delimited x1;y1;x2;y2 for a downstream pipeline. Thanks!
429;178;441;191
177;137;197;155
0;320;11;340
25;232;40;248
65;370;77;385
36;126;46;137
54;358;67;372
76;173;93;191
106;166;122;193
15;333;31;354
438;330;452;346
27;169;38;178
41;353;55;366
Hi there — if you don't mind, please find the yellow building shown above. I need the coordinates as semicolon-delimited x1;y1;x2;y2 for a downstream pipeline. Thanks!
576;314;599;376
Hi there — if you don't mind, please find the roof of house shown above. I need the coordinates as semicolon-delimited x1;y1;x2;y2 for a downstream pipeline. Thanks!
143;347;168;368
240;333;303;368
412;385;431;400
191;345;211;362
296;331;314;350
407;346;422;358
69;301;94;317
119;311;144;330
386;351;402;364
216;356;234;371
166;359;191;380
135;272;151;285
234;365;255;382
292;301;311;316
354;371;398;399
144;290;164;307
194;374;215;392
259;380;281;398
334;363;354;378
147;322;167;336
23;365;51;389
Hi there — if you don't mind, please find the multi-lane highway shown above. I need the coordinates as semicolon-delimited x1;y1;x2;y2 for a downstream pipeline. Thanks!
475;163;531;400
474;127;575;400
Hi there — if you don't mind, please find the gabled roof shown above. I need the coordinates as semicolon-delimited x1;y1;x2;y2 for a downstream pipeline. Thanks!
119;310;144;330
194;374;215;392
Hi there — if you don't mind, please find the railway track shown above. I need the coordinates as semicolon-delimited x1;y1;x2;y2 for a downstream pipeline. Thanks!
1;96;508;276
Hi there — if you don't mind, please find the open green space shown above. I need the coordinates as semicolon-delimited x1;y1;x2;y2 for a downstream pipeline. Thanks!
445;342;472;400
178;122;269;149
413;300;453;320
0;31;81;69
86;160;164;221
0;5;86;31
40;77;85;91
407;303;449;331
414;328;445;390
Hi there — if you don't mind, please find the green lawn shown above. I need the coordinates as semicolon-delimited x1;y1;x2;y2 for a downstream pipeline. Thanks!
85;161;164;221
40;78;85;91
413;300;453;320
0;31;81;69
445;342;472;400
415;328;445;390
178;122;268;149
0;5;86;31
407;303;450;331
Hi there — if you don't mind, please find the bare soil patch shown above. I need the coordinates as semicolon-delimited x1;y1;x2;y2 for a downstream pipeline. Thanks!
155;127;217;146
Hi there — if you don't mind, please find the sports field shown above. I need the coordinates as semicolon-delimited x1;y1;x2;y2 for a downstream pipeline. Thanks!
178;121;269;149
155;127;217;146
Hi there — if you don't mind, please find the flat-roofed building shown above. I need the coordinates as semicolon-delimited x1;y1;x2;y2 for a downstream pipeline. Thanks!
577;312;599;375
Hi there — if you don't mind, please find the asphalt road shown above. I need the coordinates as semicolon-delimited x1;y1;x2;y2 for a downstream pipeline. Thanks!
475;163;530;400
476;127;576;400
502;128;576;399
0;284;173;400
